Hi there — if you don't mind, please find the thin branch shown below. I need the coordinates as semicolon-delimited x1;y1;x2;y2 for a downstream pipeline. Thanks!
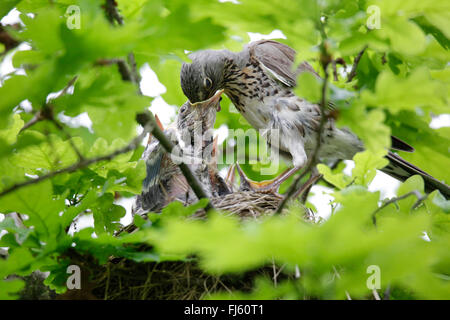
101;1;141;91
295;173;322;202
346;45;367;83
95;57;140;89
127;52;141;86
4;111;215;211
0;117;153;199
101;3;211;210
371;191;427;226
332;59;338;81
19;110;46;133
53;76;78;100
301;159;341;203
104;0;124;26
50;116;84;161
19;76;78;134
276;38;330;213
136;112;214;212
95;58;123;65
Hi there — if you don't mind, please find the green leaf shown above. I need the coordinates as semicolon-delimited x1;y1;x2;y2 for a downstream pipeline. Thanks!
383;17;426;55
424;11;450;39
17;9;64;55
61;189;97;228
0;0;20;18
351;150;388;186
11;133;83;172
54;67;150;142
296;72;322;102
0;217;31;245
91;193;126;234
362;68;448;114
338;105;391;154
0;279;25;300
317;162;352;190
0;180;65;241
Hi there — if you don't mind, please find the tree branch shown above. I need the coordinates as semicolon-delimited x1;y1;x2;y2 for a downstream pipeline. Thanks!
19;110;46;133
49;115;84;161
276;29;331;214
0;117;153;199
101;2;212;211
346;46;367;83
371;191;427;226
136;112;214;211
332;59;338;81
19;76;78;134
0;23;21;55
102;1;141;92
104;0;124;26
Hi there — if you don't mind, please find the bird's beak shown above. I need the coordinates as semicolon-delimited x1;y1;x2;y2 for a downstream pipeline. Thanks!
191;89;224;111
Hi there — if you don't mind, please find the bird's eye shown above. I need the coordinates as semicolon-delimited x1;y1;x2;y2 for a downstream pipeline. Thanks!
204;77;213;89
180;105;187;113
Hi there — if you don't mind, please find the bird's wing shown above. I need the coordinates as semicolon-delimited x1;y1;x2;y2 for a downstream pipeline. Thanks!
248;40;297;87
248;40;321;88
251;41;417;156
167;174;191;202
143;150;163;191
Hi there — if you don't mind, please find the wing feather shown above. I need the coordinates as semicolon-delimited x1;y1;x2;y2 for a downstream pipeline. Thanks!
248;40;320;87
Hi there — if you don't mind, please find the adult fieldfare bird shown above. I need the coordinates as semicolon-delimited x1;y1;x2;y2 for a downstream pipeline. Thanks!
180;40;450;198
132;91;230;215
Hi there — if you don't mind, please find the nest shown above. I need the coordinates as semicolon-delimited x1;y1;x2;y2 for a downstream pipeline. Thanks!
52;190;311;300
212;191;284;218
88;260;283;300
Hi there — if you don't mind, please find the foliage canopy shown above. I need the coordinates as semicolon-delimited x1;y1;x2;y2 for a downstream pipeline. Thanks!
0;0;449;300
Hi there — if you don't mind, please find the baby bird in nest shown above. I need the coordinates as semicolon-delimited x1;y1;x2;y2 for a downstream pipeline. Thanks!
132;90;230;215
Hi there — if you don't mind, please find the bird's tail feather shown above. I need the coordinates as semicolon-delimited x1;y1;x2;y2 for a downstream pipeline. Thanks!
382;151;450;198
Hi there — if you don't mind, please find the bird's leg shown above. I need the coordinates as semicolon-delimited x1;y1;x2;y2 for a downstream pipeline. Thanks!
255;166;301;193
259;165;303;192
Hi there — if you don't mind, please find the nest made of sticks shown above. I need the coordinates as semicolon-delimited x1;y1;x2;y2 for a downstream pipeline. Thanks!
88;260;286;300
51;190;313;300
212;191;284;218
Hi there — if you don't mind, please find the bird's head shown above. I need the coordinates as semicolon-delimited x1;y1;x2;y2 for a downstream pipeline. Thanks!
178;88;222;130
180;50;229;105
177;89;223;155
